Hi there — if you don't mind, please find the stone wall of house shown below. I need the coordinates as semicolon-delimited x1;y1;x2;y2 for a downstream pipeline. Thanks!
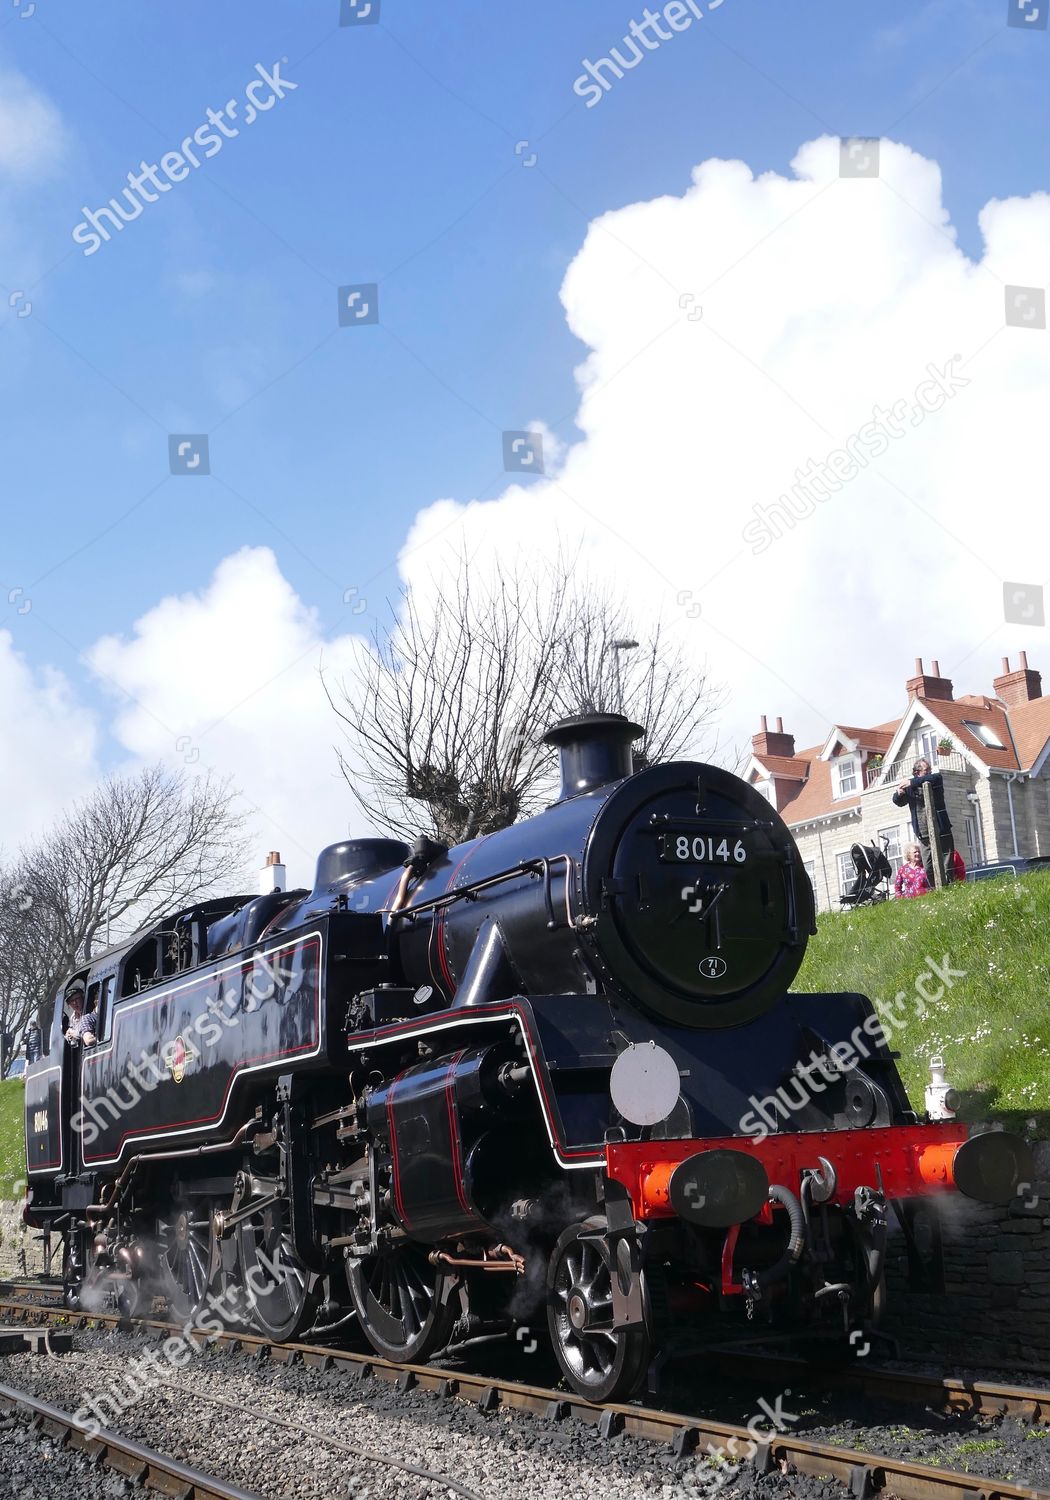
1003;772;1050;861
793;814;863;913
0;1198;47;1279
860;781;913;855
882;1137;1050;1367
791;755;1049;908
986;774;1024;863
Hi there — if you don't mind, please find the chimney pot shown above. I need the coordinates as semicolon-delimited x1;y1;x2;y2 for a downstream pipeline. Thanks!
915;657;923;675
259;851;286;895
931;659;941;676
751;715;795;760
993;652;1042;707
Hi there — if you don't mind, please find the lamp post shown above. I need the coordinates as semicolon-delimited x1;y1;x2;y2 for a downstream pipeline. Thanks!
612;638;638;714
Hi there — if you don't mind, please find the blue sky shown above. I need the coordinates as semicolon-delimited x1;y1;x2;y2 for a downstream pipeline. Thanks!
2;0;1049;868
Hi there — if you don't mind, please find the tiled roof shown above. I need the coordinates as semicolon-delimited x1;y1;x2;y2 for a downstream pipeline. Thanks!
922;700;1019;770
752;753;810;777
751;685;1050;828
1008;695;1050;771
834;724;896;752
777;747;861;825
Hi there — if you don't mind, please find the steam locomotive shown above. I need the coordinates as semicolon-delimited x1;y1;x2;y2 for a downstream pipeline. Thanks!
23;715;1030;1401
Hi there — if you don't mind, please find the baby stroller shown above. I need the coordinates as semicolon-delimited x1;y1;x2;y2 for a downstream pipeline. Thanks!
839;836;892;908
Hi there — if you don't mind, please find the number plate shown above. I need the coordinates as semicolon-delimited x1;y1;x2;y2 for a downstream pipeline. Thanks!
659;832;747;864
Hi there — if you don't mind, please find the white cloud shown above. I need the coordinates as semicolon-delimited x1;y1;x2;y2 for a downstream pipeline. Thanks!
401;135;1050;758
0;631;98;847
0;66;66;179
87;547;371;889
6;132;1050;888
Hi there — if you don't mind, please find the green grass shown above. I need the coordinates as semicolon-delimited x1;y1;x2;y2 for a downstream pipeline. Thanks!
795;870;1050;1121
0;1079;26;1200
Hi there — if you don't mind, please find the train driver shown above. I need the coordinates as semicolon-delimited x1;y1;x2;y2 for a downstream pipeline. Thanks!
64;984;98;1048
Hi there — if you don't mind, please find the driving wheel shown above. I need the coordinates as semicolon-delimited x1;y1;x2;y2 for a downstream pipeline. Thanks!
546;1216;652;1402
236;1193;318;1343
156;1200;219;1321
347;1242;456;1363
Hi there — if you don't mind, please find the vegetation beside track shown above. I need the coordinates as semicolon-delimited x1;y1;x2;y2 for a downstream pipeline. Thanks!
0;1079;25;1199
795;869;1050;1123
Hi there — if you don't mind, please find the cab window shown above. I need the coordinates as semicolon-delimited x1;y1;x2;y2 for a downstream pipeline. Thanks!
97;975;115;1041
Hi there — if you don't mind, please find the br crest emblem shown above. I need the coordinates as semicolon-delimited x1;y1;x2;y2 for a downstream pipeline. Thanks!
170;1036;187;1084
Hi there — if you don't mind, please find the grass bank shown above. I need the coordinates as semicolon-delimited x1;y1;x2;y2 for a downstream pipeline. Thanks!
794;869;1050;1124
0;1080;25;1200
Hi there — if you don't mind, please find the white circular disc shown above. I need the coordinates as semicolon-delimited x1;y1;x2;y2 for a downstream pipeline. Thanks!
609;1043;681;1127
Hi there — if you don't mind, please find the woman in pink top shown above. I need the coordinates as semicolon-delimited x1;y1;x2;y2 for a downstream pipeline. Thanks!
895;844;929;899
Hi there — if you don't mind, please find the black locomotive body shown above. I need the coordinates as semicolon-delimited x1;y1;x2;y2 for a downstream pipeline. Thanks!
23;715;1030;1400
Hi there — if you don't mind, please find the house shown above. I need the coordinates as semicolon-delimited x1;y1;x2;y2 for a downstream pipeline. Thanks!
744;654;1050;912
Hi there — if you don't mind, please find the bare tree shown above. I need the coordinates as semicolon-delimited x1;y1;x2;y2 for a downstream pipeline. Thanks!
325;553;724;845
552;583;725;767
0;767;249;1068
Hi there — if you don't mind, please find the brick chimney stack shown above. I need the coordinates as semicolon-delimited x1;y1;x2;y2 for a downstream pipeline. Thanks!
258;850;286;895
906;656;954;702
752;714;796;759
993;651;1043;708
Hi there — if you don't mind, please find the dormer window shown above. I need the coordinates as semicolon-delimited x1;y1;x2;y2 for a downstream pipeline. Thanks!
962;720;1004;750
834;756;858;797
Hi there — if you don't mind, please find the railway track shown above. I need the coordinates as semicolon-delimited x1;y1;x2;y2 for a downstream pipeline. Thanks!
2;1286;1049;1500
0;1376;267;1500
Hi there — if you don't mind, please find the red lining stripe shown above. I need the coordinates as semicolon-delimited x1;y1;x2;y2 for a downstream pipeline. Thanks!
82;935;322;1164
348;1002;598;1162
443;1050;472;1216
81;934;321;1068
436;916;455;996
411;848;474;1001
387;1080;409;1227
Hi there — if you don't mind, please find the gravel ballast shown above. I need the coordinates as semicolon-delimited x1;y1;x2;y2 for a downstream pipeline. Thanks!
2;1327;1050;1498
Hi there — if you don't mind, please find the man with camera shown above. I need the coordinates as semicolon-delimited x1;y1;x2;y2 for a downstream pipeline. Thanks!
892;757;956;888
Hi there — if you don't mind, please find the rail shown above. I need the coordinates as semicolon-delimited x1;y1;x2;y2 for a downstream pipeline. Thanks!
0;1377;266;1500
2;1289;1049;1500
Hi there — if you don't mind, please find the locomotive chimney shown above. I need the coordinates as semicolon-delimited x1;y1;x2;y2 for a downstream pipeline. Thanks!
544;712;644;802
258;850;286;894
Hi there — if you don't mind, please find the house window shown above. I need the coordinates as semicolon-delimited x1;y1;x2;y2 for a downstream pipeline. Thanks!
962;720;1004;750
919;729;939;764
802;860;816;892
754;779;775;806
878;825;905;876
836;850;856;896
834;756;858;797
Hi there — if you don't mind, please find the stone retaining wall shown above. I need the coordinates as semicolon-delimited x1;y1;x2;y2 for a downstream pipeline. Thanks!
882;1138;1050;1368
0;1198;47;1279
